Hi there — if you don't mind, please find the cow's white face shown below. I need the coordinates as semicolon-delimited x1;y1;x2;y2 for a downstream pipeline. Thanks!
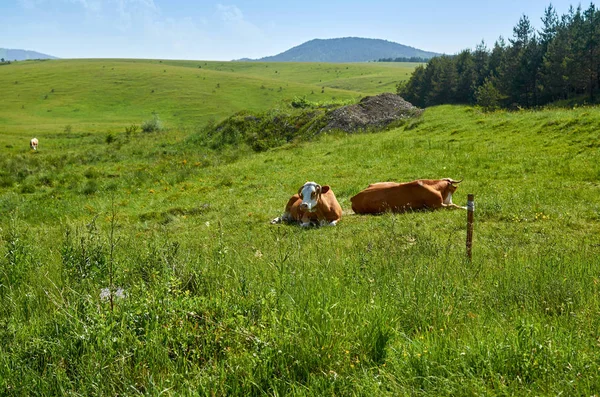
443;191;453;205
443;183;458;204
298;182;320;212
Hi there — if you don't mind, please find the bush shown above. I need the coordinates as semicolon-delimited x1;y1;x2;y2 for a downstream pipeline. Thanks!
125;124;139;137
291;96;312;109
141;114;163;133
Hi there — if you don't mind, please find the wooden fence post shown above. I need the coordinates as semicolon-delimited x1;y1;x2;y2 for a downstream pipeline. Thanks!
466;194;474;261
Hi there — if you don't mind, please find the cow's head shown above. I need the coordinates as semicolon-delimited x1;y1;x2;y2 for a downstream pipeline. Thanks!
298;181;330;212
442;178;462;204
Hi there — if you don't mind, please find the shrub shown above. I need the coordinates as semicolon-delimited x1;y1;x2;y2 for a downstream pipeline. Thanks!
291;96;312;109
125;124;139;139
141;114;163;133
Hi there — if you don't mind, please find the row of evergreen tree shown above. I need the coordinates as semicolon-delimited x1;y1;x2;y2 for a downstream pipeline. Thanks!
398;3;600;109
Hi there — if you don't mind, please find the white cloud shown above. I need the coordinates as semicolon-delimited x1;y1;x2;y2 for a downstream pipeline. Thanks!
114;0;159;30
216;4;244;23
213;4;265;47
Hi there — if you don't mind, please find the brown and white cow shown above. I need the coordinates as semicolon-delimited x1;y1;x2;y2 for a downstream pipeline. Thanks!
271;181;343;226
30;138;39;151
351;178;465;214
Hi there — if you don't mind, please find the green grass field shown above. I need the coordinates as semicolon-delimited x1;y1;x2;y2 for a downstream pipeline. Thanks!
0;59;414;139
1;59;600;395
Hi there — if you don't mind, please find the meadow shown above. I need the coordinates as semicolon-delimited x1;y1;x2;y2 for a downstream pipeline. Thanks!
1;59;600;395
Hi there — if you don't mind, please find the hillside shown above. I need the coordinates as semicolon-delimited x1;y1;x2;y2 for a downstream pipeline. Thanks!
0;48;58;61
0;59;416;139
246;37;440;62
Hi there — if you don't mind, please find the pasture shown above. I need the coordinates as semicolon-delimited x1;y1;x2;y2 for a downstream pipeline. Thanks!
1;59;600;395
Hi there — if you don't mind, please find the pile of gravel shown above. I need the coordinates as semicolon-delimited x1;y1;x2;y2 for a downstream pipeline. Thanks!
321;93;422;133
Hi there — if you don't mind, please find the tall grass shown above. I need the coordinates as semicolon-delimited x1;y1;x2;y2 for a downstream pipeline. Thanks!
1;60;600;394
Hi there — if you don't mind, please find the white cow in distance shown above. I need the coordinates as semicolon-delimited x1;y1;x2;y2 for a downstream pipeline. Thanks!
30;138;38;150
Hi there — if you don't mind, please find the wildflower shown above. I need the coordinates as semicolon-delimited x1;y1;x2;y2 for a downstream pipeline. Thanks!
100;288;110;301
205;221;210;227
114;287;126;299
100;287;127;302
149;189;155;194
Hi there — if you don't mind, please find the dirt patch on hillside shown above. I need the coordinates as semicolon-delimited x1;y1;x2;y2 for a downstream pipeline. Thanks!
322;93;422;133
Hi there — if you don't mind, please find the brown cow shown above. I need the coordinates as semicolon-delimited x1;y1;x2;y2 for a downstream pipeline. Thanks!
271;181;343;226
351;178;465;214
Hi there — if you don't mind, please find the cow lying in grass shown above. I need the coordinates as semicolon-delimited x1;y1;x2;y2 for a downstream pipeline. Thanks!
271;181;343;227
351;178;465;214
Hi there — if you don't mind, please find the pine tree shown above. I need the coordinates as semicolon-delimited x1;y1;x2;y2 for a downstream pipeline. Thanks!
426;56;458;105
565;6;587;98
583;3;600;100
473;41;490;88
503;15;540;107
398;65;428;107
539;4;559;52
455;50;476;103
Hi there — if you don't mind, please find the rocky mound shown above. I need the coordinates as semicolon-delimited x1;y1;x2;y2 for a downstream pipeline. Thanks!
322;93;422;133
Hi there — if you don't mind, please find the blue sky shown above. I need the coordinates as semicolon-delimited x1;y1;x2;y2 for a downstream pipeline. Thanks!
0;0;585;60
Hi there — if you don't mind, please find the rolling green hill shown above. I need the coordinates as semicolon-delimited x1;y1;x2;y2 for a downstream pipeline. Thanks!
1;58;600;395
0;59;416;142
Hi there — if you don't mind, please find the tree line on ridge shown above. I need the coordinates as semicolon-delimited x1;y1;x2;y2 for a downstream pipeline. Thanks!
398;3;600;109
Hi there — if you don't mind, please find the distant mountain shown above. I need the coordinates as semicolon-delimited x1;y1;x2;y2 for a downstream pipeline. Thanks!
243;37;440;63
0;48;58;61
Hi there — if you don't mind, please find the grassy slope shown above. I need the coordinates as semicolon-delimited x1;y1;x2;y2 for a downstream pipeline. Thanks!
0;59;413;141
1;60;600;395
159;60;418;94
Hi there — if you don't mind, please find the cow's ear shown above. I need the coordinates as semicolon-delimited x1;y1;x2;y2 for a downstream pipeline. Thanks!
298;186;303;197
321;185;330;194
